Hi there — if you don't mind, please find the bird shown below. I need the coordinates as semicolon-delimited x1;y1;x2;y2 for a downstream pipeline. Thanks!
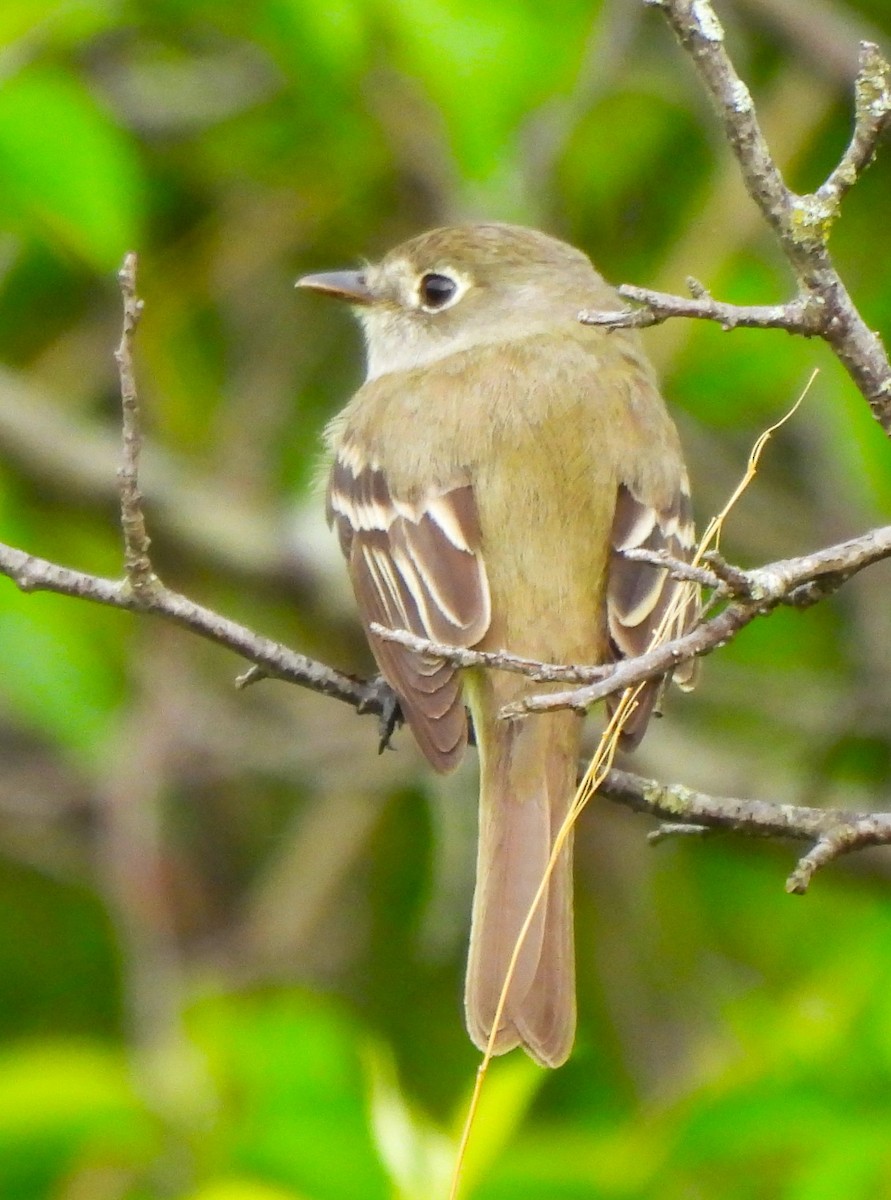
297;222;699;1067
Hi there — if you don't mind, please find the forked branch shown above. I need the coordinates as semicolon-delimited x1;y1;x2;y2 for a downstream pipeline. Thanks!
582;3;891;433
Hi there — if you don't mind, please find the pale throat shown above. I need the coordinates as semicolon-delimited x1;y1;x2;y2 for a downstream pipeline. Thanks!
359;308;569;382
360;319;495;381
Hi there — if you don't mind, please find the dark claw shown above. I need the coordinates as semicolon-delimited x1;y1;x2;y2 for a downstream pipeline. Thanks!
359;682;472;755
355;676;405;748
356;675;404;753
377;686;403;754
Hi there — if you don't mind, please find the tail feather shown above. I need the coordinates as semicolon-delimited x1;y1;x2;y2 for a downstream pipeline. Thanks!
513;751;576;1065
464;709;580;1068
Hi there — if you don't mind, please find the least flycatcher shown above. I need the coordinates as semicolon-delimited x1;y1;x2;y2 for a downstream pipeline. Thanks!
298;223;698;1067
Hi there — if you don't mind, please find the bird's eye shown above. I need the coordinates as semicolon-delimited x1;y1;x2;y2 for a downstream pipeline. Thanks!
418;273;458;310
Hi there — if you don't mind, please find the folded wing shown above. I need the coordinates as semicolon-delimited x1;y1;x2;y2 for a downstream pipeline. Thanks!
327;447;491;772
607;476;700;747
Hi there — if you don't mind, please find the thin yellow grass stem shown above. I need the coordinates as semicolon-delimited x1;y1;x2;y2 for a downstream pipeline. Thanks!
693;370;816;563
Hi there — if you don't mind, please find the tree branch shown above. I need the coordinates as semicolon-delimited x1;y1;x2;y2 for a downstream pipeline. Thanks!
369;622;611;685
0;539;393;718
599;768;891;894
582;3;891;433
582;286;821;334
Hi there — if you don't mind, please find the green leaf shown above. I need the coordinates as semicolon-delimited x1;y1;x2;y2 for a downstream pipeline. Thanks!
188;991;390;1200
383;0;590;183
0;66;144;269
184;1179;309;1200
0;0;114;46
0;588;126;764
0;1039;153;1200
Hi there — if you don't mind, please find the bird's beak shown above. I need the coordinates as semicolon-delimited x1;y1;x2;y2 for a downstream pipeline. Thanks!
295;269;374;305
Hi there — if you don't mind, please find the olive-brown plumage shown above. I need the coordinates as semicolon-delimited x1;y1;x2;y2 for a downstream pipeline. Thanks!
299;223;698;1067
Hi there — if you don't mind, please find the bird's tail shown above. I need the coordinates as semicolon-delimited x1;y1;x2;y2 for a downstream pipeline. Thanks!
464;700;580;1068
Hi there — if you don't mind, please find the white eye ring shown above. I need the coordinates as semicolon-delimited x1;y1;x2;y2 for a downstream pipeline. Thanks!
416;271;466;313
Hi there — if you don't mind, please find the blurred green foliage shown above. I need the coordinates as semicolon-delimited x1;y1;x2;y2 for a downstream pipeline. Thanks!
1;0;891;1196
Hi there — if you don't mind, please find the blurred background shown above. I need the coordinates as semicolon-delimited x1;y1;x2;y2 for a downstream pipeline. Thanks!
1;0;891;1197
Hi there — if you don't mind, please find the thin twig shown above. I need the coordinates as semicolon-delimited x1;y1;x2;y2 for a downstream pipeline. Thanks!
816;42;891;209
647;822;713;843
369;622;610;684
0;539;393;718
620;547;723;590
599;767;891;892
580;290;820;334
701;550;757;596
114;253;154;594
785;819;891;894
